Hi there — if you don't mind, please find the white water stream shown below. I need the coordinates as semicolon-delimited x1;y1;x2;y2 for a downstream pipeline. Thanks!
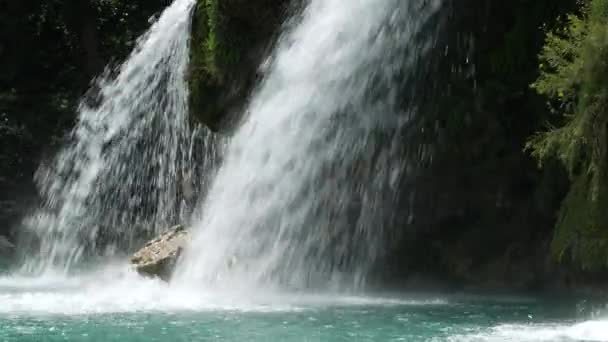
17;0;214;274
176;0;441;291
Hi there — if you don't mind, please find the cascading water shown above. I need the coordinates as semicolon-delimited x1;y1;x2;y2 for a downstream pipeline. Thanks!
176;0;442;291
17;0;213;274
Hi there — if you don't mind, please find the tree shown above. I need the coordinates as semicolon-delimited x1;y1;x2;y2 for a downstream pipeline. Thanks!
529;0;608;270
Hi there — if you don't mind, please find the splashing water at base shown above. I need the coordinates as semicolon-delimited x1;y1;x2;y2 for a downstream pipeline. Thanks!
0;269;446;315
445;321;608;342
16;0;214;275
0;271;606;342
175;0;442;291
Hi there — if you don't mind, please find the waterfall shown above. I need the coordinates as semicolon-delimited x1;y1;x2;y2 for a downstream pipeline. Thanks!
176;0;441;290
18;0;211;274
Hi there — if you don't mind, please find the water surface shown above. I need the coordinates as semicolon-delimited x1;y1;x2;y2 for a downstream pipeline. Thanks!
0;269;605;342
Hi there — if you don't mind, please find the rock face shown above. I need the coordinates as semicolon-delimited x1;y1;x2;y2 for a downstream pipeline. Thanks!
130;225;189;281
189;0;292;131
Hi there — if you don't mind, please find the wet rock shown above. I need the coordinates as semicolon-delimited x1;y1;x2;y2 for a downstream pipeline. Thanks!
130;225;189;282
189;0;292;131
0;235;14;256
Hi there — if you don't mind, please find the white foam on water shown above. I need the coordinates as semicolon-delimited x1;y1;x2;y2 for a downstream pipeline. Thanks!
446;321;608;342
0;266;448;316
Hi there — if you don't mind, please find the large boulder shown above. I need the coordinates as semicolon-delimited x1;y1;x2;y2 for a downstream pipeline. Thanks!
130;225;189;281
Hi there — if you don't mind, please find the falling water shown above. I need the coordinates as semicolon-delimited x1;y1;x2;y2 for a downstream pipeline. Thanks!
176;0;441;290
18;0;210;274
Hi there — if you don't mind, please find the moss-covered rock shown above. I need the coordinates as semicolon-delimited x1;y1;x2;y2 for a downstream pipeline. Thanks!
189;0;292;131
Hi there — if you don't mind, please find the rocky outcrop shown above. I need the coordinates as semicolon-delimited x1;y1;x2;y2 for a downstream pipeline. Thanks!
130;225;189;281
189;0;293;131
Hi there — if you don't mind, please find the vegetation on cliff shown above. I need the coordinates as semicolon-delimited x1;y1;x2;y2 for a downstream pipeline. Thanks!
384;0;578;289
528;0;608;270
188;0;289;130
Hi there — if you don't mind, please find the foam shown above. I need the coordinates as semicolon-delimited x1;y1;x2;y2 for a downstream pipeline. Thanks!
0;266;447;316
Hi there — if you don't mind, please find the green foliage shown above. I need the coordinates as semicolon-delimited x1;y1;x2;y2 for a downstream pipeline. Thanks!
528;0;608;269
188;0;285;130
532;14;587;112
193;0;223;79
552;173;608;269
189;0;228;129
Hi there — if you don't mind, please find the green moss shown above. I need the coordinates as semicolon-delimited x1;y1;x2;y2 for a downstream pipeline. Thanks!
189;0;279;130
552;172;608;269
204;0;220;75
528;0;608;270
191;0;225;78
189;0;238;130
